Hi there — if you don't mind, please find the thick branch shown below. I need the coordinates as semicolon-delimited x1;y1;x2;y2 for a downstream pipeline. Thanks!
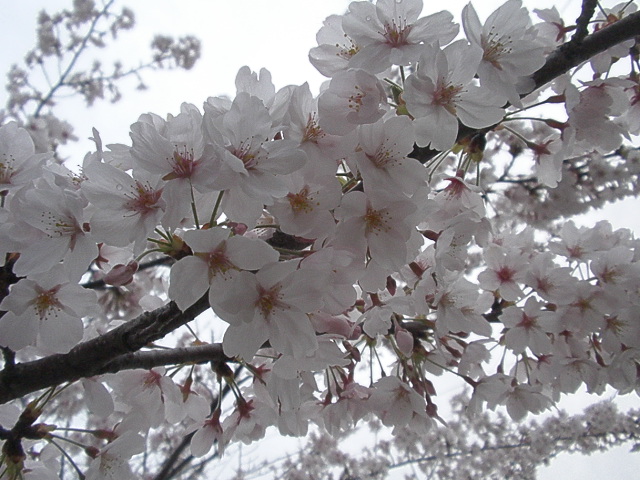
531;10;640;91
0;295;210;405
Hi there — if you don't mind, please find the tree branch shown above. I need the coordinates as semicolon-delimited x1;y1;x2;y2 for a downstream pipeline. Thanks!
570;0;598;45
0;295;211;405
531;10;640;91
97;343;227;375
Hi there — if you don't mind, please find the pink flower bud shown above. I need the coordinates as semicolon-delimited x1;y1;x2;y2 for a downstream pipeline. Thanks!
395;328;414;357
104;261;138;286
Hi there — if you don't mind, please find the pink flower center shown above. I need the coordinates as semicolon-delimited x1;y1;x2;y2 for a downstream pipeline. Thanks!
517;313;536;330
496;266;515;283
231;141;259;170
337;35;360;60
143;370;162;389
164;146;198;180
287;186;314;214
482;27;512;69
367;142;399;169
303;114;325;144
33;286;63;321
433;83;464;114
200;247;236;276
364;206;391;235
124;181;162;215
348;86;365;112
256;285;286;319
382;20;412;47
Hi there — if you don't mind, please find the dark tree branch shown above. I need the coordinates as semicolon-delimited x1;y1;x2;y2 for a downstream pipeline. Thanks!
97;343;227;375
570;0;598;45
0;295;211;405
531;10;640;91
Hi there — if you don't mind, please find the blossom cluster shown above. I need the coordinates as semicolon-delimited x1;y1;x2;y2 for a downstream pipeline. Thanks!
0;0;639;478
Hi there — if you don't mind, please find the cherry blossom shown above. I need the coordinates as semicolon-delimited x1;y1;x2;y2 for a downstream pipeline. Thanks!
8;179;97;280
82;160;165;254
349;115;427;195
85;431;145;480
404;40;504;150
333;190;421;271
129;103;219;228
213;260;326;360
309;15;362;77
317;68;387;135
0;268;97;353
462;0;546;106
168;227;279;311
0;122;50;194
340;0;458;74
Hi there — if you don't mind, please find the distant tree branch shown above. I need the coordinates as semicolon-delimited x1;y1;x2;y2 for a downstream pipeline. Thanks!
33;0;117;117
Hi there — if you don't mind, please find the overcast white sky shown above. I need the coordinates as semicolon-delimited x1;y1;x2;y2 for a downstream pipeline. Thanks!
1;1;638;479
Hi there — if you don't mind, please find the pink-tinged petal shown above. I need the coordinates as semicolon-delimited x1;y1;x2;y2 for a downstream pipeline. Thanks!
38;313;83;353
226;236;279;270
223;321;269;360
461;2;483;45
13;236;69;277
169;257;210;311
183;228;229;253
269;311;318;359
82;378;115;417
0;312;37;350
190;423;217;458
211;271;259;324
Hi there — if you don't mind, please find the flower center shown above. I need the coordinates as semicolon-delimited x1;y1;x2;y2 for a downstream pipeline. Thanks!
348;86;366;113
41;210;81;240
336;34;360;60
433;83;464;115
366;140;400;169
164;146;198;180
287;186;314;214
33;286;63;321
256;284;286;319
198;246;237;277
382;19;411;47
124;181;163;215
231;140;260;170
364;206;391;235
482;27;513;69
303;114;325;144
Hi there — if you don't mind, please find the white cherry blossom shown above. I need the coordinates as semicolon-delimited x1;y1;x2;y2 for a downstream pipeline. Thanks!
168;227;279;311
405;40;504;150
317;68;387;135
341;0;458;74
462;0;546;106
0;269;97;353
